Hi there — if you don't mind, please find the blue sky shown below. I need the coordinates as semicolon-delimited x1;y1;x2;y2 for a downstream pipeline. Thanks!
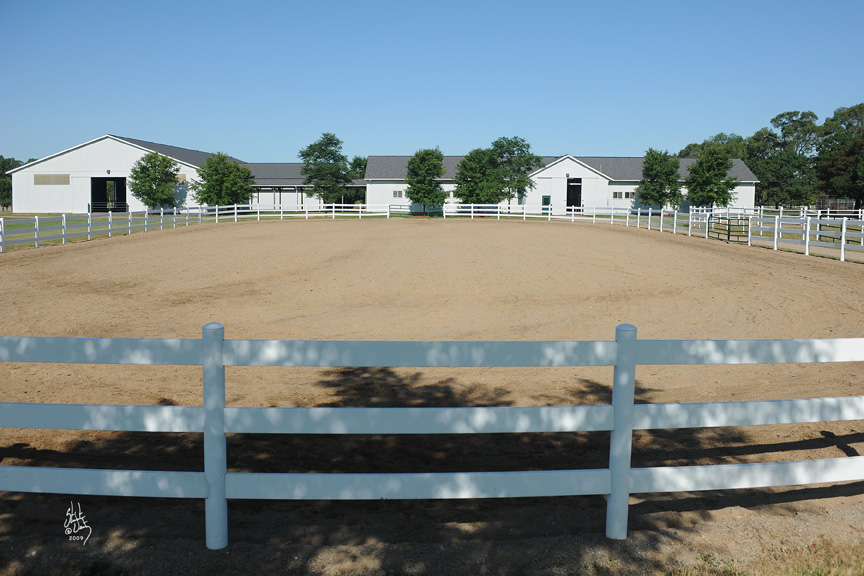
2;0;862;163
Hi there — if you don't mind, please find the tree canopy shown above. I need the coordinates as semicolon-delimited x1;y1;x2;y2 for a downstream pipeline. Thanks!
490;136;543;202
636;148;682;208
817;104;864;209
190;152;255;206
454;136;542;205
129;152;181;208
405;148;446;213
298;133;351;203
684;145;738;207
453;148;501;204
0;155;26;206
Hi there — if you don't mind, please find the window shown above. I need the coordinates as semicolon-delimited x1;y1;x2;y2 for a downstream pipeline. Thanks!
613;191;636;199
34;174;70;185
393;190;403;198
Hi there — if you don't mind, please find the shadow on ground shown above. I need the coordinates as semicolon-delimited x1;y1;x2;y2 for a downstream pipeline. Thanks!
0;368;861;575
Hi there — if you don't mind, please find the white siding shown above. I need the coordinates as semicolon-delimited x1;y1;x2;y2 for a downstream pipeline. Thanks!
11;136;203;214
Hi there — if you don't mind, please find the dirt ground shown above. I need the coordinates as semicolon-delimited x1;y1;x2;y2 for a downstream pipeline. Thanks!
0;218;862;575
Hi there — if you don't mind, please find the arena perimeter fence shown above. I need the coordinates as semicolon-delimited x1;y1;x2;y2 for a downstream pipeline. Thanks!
1;324;863;549
1;203;863;262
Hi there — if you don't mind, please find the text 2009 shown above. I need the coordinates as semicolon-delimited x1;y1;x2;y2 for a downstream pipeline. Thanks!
69;535;85;541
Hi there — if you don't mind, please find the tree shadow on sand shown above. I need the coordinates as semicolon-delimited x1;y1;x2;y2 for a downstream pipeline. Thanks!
0;369;862;575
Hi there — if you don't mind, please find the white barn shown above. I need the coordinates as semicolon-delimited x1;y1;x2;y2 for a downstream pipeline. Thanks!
7;135;330;214
365;155;758;212
7;135;247;214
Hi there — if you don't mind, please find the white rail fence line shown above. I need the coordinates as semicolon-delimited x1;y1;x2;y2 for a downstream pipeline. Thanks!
1;325;863;549
2;204;863;263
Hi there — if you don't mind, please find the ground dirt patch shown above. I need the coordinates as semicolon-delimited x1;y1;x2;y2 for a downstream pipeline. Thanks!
1;218;863;575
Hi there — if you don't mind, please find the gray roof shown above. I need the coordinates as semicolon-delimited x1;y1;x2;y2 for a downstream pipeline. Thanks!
366;155;758;182
112;135;246;167
241;162;365;188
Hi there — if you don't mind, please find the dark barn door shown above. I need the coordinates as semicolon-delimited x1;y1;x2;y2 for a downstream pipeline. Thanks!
90;177;127;212
566;178;582;208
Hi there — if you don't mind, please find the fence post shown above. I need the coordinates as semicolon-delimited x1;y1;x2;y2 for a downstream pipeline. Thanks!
108;212;112;239
174;207;178;228
687;211;692;237
62;214;67;245
673;210;677;234
606;323;637;539
660;209;665;233
773;215;780;250
216;205;220;224
88;213;92;241
747;216;752;246
648;208;652;231
804;217;811;256
129;210;133;235
234;205;238;223
145;210;149;233
160;207;164;231
626;209;630;227
202;322;228;550
257;203;260;222
705;215;709;239
0;217;4;253
840;218;847;262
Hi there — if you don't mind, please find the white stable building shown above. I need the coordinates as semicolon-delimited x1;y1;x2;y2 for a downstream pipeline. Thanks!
7;135;327;214
365;155;758;212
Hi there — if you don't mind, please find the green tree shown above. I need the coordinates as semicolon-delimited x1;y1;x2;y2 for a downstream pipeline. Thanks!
745;111;820;207
298;133;350;203
453;147;501;204
679;133;747;159
190;152;255;206
347;156;367;180
0;156;26;207
684;145;738;207
636;148;682;207
817;103;864;209
405;148;446;214
490;136;543;203
128;152;181;208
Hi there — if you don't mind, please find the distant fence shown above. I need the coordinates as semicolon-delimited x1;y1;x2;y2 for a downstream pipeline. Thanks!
2;203;863;262
1;324;863;549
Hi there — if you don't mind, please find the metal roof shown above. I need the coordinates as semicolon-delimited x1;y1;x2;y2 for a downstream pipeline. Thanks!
366;155;758;182
111;135;246;166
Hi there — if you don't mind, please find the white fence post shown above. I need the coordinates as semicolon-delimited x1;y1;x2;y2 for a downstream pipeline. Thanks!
747;216;753;246
659;209;665;233
647;208;652;231
606;323;637;539
202;323;228;550
673;210;677;234
88;213;92;241
0;217;4;253
34;215;40;247
128;210;133;235
108;212;112;239
160;208;164;231
840;218;847;262
62;214;67;245
804;217;811;256
637;209;641;229
145;210;149;233
773;215;780;250
234;205;238;223
174;207;178;228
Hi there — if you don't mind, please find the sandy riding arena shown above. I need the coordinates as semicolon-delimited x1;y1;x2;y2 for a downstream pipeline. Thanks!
1;218;863;575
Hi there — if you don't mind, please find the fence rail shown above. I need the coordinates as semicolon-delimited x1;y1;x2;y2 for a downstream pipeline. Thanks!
1;324;863;549
2;204;862;263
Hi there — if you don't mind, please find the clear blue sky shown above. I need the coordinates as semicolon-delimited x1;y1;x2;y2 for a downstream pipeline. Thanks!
2;0;862;163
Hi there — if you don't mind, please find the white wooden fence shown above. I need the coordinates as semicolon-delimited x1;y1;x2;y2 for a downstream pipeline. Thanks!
1;324;862;550
2;204;863;263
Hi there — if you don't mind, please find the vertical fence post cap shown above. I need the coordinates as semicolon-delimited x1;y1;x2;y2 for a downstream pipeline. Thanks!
203;323;225;333
615;324;637;333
